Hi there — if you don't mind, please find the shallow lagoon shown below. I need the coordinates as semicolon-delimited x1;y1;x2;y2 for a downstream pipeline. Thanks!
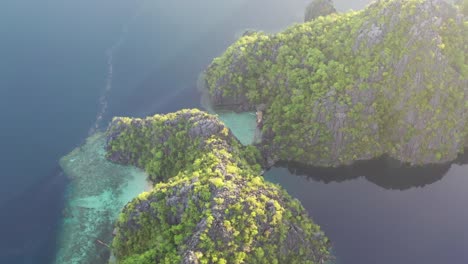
56;133;150;264
216;111;258;145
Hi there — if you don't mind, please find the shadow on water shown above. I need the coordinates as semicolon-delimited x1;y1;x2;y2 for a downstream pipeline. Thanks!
0;167;68;264
274;151;468;190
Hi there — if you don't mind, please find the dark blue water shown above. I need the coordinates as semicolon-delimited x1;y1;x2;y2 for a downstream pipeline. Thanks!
0;0;328;263
0;1;138;262
266;156;468;264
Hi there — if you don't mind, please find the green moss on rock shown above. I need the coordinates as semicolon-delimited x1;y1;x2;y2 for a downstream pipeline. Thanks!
106;109;331;264
205;0;468;167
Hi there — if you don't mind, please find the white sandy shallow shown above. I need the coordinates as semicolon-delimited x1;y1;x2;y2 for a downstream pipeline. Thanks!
55;133;151;264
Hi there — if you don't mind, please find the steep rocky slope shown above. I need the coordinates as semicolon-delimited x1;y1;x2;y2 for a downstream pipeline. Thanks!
106;109;330;264
205;0;467;167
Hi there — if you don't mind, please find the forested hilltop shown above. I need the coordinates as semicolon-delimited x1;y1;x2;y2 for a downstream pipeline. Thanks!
106;109;331;264
205;0;468;167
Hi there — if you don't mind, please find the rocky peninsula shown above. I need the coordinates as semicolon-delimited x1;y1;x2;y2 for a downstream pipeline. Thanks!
106;109;331;264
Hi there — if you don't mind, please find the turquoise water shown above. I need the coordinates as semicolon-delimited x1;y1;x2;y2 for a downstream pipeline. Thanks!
56;133;150;264
217;111;259;145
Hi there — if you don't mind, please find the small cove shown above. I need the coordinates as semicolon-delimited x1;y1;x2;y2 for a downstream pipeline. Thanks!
56;133;150;264
216;111;259;145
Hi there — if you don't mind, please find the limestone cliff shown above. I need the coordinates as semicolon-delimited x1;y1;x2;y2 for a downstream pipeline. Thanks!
106;109;330;264
205;0;467;167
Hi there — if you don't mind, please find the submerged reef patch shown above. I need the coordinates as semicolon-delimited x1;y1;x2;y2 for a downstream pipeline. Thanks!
56;133;150;264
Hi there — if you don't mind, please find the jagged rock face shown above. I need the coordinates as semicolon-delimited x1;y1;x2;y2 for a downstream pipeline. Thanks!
106;109;331;264
304;0;336;22
106;110;229;182
352;0;467;164
205;0;467;167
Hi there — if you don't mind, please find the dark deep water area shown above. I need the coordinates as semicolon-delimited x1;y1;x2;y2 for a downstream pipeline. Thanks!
266;154;468;264
1;0;466;264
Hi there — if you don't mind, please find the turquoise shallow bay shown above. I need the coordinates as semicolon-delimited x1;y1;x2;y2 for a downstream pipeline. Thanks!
217;111;258;145
56;133;150;264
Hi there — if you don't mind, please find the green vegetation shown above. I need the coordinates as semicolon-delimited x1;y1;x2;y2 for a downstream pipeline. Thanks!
455;0;468;16
205;0;467;166
107;109;330;264
304;0;336;22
